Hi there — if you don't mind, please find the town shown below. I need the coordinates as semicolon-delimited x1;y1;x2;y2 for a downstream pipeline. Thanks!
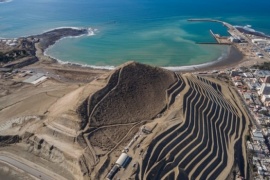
228;67;270;179
187;20;270;180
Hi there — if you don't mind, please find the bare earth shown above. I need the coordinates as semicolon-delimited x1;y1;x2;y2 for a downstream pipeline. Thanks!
0;61;250;180
1;25;268;179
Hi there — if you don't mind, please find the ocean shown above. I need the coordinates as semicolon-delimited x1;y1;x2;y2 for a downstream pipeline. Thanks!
1;0;270;68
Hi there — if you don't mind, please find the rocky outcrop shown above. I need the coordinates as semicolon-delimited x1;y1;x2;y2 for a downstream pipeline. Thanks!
32;28;88;51
0;135;21;147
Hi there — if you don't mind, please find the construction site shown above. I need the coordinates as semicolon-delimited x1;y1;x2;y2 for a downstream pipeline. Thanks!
0;61;250;179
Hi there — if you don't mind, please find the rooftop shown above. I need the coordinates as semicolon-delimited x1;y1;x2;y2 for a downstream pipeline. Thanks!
23;73;46;84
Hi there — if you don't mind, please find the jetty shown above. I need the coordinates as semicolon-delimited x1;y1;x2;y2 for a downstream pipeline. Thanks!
188;18;234;45
188;18;270;59
187;19;234;30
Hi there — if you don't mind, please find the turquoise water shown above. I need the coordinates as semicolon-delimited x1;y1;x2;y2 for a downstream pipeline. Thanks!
1;0;270;67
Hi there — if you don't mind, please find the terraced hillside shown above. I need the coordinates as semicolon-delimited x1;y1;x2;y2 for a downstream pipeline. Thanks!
141;74;249;180
0;62;249;180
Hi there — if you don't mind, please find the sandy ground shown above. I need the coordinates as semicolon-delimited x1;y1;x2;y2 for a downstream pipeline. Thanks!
0;161;35;180
0;80;78;121
0;61;251;179
0;64;108;179
113;74;249;180
0;26;261;179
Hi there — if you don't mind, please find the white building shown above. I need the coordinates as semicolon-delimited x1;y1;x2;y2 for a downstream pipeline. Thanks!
23;73;47;85
243;72;253;78
115;153;130;168
252;39;270;44
234;82;243;88
229;36;241;43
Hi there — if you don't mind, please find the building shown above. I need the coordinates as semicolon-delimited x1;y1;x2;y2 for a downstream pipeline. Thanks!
106;165;119;180
106;153;131;180
232;76;242;82
244;78;261;91
265;46;270;52
247;141;254;151
251;128;265;142
254;70;270;78
246;82;261;91
264;76;270;83
259;83;270;95
258;107;268;114
264;100;270;107
229;36;241;43
254;98;262;106
116;153;130;168
234;82;243;88
23;73;47;85
252;39;270;44
243;93;252;101
230;70;241;77
262;95;270;103
253;143;263;154
262;128;270;137
243;72;253;78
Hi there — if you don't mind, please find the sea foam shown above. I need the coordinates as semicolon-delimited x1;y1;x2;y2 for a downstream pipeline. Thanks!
0;0;13;3
87;28;98;36
234;25;270;38
43;27;114;69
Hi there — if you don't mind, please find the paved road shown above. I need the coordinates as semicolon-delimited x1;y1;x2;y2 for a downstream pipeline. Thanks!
0;156;55;180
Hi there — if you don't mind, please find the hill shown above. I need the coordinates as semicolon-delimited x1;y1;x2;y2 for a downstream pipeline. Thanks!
0;62;249;180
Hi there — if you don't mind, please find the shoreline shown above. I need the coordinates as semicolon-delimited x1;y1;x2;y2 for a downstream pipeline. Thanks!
30;27;89;52
0;26;267;73
164;45;243;72
40;31;243;72
42;42;244;72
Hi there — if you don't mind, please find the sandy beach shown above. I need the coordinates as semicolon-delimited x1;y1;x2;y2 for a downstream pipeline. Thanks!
34;38;247;74
39;43;260;74
163;45;244;72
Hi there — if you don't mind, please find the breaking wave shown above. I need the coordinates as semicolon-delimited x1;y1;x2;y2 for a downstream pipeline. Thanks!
45;47;230;71
234;25;270;38
0;0;13;3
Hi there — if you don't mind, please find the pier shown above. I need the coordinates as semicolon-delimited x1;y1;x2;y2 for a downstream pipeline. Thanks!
188;19;234;45
188;18;270;59
209;29;220;43
195;29;232;45
188;18;235;31
187;18;224;24
196;42;232;45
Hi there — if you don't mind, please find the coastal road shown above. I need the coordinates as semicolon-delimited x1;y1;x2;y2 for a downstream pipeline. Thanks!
0;155;57;180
